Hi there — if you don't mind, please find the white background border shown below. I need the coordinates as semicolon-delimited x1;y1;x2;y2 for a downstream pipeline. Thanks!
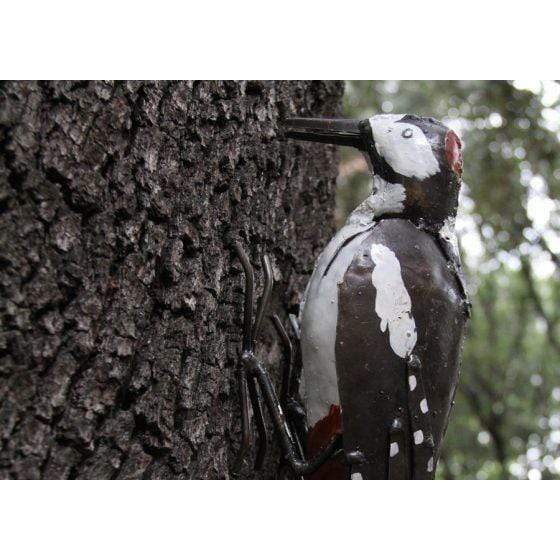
1;0;558;78
2;1;559;557
1;482;558;559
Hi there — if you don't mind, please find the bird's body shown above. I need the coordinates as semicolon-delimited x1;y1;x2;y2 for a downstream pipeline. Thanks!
291;114;470;479
231;112;470;480
301;216;467;479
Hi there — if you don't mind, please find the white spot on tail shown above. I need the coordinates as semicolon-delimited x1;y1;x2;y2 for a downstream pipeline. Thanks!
369;115;440;180
408;375;417;391
414;430;424;445
427;456;434;472
370;244;417;358
351;472;363;480
390;442;399;457
420;398;429;414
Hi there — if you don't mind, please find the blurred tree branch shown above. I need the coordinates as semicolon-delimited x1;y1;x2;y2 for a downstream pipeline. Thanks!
520;257;560;353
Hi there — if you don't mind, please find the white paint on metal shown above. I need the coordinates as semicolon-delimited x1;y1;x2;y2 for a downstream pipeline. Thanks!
347;175;406;226
390;442;399;457
300;226;374;427
427;456;434;473
408;375;417;391
299;216;375;319
369;115;440;180
370;244;417;359
414;430;424;445
439;216;460;259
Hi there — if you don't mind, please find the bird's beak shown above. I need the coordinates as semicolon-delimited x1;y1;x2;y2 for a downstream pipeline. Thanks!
282;117;366;150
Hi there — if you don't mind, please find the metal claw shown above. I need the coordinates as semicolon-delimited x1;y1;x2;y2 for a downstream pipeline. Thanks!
270;313;294;407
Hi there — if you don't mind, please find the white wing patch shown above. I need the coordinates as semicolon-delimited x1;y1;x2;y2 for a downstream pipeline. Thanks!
300;229;374;427
369;115;440;180
370;243;417;359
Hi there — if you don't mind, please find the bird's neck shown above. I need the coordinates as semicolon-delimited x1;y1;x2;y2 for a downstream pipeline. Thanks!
345;174;457;234
345;175;405;226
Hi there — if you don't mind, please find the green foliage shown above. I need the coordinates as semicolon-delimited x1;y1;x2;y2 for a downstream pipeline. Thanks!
340;81;560;479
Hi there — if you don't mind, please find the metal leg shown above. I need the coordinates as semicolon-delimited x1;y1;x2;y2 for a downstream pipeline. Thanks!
233;370;251;473
232;243;274;472
270;313;294;407
232;242;255;473
287;313;304;403
243;351;342;475
236;242;255;354
233;243;341;476
270;313;307;460
286;313;308;452
248;375;268;471
288;313;301;341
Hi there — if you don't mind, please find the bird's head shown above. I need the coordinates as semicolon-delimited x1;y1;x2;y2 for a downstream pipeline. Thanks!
283;114;463;228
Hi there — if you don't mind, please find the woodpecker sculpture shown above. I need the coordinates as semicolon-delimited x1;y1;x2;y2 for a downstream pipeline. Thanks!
232;113;470;479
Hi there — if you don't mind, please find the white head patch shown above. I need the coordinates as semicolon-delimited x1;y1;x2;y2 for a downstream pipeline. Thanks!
370;243;417;358
369;115;440;180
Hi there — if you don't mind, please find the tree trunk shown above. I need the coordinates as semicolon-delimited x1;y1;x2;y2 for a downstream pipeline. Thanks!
0;80;343;479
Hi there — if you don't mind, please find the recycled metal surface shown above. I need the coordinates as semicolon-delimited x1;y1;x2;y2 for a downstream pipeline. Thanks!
335;219;467;479
231;112;470;479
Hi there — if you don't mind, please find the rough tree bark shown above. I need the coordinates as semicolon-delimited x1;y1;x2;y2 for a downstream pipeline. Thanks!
0;80;343;479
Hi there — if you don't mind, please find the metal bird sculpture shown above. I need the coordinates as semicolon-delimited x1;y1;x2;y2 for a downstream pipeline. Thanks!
231;113;470;479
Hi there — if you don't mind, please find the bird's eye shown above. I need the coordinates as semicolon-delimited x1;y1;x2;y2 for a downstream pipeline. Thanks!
402;128;413;139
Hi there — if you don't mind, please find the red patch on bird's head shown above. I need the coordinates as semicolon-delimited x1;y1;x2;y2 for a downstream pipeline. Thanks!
445;130;463;176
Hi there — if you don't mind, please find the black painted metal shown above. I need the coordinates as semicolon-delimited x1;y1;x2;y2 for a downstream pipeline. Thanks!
232;243;342;477
335;220;466;478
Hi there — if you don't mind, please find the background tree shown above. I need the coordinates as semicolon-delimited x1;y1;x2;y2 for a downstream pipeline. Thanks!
0;80;343;479
341;80;560;479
